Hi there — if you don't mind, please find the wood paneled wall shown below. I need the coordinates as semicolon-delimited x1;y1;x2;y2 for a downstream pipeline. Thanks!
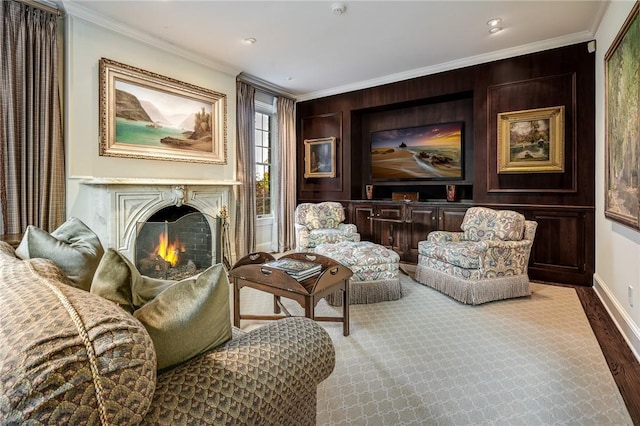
296;42;595;285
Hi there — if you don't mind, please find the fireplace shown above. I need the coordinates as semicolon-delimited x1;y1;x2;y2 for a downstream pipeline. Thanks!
135;205;221;280
76;178;236;271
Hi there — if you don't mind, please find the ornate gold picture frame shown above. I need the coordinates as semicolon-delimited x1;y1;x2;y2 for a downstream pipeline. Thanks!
497;106;564;174
99;58;227;164
304;137;336;178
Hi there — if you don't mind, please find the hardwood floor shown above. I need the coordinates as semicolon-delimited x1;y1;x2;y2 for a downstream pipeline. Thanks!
572;285;640;424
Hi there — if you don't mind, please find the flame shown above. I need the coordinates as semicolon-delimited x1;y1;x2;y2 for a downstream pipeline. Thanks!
155;231;185;267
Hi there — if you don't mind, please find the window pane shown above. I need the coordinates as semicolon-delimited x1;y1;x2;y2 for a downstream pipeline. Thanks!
254;110;272;216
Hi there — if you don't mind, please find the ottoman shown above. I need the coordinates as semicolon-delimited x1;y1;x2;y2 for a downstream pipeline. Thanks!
314;241;402;306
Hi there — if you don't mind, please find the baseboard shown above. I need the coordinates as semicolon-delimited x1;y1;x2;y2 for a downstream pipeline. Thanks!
593;273;640;363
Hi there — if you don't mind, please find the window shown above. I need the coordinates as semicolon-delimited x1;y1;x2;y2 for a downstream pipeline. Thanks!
255;110;272;216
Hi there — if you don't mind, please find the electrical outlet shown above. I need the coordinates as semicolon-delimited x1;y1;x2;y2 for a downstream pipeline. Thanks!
629;285;634;307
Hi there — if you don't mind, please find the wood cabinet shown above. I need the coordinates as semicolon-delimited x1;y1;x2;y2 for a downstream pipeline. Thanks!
347;201;471;263
346;201;594;286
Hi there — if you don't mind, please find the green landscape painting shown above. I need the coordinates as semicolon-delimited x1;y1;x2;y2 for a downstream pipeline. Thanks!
606;4;640;228
114;80;213;153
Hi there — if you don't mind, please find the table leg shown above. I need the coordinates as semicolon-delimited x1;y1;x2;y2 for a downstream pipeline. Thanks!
305;295;314;320
343;279;350;336
233;278;241;328
274;295;281;314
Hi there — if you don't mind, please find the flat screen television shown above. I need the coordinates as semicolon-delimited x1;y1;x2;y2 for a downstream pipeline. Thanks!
370;121;464;182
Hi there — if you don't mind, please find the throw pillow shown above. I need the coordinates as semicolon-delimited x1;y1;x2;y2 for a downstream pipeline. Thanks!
90;249;232;371
134;263;232;370
91;249;173;314
15;217;105;291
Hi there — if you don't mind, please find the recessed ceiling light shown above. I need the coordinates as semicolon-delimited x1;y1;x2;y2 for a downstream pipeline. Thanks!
243;37;256;45
487;18;501;27
332;2;346;15
285;77;293;81
489;27;503;34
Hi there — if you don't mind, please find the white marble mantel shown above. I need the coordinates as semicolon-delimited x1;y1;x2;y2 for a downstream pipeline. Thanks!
76;177;241;186
75;176;240;262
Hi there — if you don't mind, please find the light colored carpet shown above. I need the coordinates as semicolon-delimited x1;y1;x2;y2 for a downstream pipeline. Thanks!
237;272;632;425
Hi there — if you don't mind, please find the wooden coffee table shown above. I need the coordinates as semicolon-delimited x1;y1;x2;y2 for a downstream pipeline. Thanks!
229;252;353;336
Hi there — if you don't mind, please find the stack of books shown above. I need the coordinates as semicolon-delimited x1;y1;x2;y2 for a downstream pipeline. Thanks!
263;258;322;281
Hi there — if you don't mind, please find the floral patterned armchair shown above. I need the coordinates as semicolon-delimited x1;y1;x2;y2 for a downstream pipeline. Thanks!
295;202;360;251
416;207;537;305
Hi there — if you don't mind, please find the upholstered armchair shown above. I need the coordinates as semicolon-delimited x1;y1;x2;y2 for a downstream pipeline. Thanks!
295;202;360;251
416;207;537;305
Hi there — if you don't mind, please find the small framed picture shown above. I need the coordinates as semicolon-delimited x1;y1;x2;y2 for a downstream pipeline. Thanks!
304;137;336;178
497;106;564;174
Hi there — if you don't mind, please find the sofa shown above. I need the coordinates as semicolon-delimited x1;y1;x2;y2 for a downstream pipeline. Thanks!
294;201;360;251
0;240;335;425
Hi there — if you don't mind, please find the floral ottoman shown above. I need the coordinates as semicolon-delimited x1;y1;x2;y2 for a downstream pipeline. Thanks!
314;241;402;306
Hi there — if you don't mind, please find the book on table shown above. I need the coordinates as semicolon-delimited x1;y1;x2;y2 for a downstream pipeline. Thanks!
263;258;322;281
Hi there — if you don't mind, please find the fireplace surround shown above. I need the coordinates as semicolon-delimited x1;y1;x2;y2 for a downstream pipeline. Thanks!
76;178;237;267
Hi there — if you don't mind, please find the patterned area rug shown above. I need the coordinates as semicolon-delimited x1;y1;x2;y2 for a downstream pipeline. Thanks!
237;273;632;425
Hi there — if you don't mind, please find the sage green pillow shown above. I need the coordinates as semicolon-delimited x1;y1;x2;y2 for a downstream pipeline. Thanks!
15;217;104;291
91;249;173;314
134;263;232;370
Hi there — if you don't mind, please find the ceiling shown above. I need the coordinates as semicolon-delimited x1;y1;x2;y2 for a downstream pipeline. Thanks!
59;1;608;101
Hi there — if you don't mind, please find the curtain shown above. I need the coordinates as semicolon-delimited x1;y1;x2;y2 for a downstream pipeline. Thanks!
0;0;65;235
234;80;256;259
276;96;297;252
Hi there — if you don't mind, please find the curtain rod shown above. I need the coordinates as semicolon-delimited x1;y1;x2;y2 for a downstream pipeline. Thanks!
16;0;62;17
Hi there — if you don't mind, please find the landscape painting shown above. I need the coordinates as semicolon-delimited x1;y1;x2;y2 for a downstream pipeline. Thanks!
605;2;640;230
497;106;564;174
99;58;227;164
370;122;463;181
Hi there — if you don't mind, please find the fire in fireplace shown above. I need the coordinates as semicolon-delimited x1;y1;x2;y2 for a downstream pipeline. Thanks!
135;205;219;280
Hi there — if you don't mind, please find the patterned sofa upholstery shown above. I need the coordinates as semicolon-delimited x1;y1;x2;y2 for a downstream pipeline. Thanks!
416;207;537;305
0;241;335;425
295;201;360;251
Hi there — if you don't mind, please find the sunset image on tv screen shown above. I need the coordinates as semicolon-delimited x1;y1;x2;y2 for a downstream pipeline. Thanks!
370;122;463;181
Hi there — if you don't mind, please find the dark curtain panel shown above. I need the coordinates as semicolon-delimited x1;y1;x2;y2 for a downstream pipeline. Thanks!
0;0;65;234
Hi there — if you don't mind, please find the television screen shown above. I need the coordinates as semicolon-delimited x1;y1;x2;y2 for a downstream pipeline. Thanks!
370;122;463;181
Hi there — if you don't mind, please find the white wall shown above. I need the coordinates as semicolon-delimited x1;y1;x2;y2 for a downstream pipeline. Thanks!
594;0;640;359
64;15;237;218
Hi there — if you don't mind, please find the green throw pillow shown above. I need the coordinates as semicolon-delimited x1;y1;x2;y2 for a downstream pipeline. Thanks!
15;217;104;291
91;249;173;314
90;249;232;371
134;263;232;370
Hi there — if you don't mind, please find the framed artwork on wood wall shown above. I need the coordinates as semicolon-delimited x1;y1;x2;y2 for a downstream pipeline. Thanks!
304;137;336;178
99;58;227;164
497;106;565;174
605;2;640;230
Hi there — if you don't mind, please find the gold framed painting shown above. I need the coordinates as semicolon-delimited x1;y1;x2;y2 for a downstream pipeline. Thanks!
99;58;227;164
605;2;640;230
304;137;336;178
497;106;565;174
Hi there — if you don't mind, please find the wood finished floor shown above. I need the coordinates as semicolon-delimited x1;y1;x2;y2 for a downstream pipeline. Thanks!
569;284;640;425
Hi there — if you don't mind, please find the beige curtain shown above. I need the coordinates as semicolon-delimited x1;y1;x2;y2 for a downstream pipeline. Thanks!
0;0;65;234
276;96;297;252
234;81;257;259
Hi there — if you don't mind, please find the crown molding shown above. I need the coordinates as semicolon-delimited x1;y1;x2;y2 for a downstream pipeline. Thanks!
237;72;296;100
296;30;595;103
60;1;240;77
